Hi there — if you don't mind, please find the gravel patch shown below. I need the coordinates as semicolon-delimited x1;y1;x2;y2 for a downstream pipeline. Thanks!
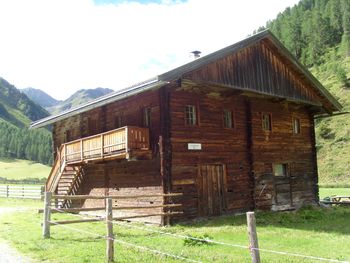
0;207;35;263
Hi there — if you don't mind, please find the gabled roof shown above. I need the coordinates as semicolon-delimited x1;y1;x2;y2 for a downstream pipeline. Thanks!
30;30;341;129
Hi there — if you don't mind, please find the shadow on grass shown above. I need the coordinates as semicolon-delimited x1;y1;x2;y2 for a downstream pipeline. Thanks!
175;206;350;236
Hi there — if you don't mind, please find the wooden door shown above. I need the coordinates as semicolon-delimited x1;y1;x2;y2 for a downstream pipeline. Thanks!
274;177;293;208
198;164;227;216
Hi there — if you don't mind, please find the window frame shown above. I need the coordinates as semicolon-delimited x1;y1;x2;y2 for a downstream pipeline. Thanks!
292;117;301;134
262;112;272;132
88;116;99;135
114;115;123;129
273;163;288;177
143;107;152;127
223;109;234;129
185;105;198;126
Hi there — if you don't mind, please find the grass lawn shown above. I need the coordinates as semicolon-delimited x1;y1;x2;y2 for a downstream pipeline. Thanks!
319;187;350;199
0;158;51;180
0;198;349;262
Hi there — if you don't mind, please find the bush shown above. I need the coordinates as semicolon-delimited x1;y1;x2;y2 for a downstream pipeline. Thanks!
183;233;213;246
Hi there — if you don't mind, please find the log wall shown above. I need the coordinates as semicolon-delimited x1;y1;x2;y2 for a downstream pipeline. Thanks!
52;89;161;157
169;87;318;220
250;99;317;210
169;88;253;220
80;158;163;224
52;89;164;223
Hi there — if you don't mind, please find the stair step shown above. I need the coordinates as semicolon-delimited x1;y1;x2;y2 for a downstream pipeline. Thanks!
62;172;76;176
61;174;76;178
59;179;74;183
58;182;73;187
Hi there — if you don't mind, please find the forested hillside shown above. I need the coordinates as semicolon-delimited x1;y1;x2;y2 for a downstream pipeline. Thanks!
260;0;350;184
0;78;52;165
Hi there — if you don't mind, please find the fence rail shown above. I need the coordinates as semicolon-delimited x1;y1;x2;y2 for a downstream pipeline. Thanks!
0;185;44;199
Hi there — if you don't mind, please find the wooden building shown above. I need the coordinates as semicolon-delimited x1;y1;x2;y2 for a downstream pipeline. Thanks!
31;30;341;223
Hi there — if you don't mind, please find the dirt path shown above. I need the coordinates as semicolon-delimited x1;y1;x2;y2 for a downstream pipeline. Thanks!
0;207;35;263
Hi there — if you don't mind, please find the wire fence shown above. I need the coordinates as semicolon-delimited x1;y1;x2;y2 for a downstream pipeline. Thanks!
43;194;350;263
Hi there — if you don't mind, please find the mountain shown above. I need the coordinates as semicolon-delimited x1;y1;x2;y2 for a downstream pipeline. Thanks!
22;86;114;114
47;87;114;114
0;77;52;165
0;78;49;127
259;0;350;185
22;87;61;108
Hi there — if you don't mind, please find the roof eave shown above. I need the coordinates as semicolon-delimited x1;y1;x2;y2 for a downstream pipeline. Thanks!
265;33;342;112
30;79;168;129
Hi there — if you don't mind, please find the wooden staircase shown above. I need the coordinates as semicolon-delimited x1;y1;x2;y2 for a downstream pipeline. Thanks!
46;146;85;208
46;126;151;208
57;166;84;208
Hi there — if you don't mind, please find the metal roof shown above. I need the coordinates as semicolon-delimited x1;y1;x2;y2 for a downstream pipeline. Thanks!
30;30;341;129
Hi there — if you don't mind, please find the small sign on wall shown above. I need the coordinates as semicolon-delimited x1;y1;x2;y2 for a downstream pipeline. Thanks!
188;143;202;150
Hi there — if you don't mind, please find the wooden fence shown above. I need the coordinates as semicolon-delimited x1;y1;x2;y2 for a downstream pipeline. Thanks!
42;192;185;262
41;192;262;263
0;185;44;199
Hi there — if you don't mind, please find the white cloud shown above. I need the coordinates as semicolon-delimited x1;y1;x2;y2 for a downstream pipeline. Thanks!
0;0;299;100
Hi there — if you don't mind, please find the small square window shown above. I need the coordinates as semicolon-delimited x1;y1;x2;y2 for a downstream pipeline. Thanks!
273;164;288;177
262;113;272;131
293;118;301;134
185;105;197;126
143;107;151;127
223;110;234;128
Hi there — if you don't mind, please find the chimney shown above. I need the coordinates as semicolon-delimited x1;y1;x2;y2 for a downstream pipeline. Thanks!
190;50;201;59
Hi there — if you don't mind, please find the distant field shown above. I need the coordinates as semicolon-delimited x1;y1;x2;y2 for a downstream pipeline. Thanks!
0;159;51;180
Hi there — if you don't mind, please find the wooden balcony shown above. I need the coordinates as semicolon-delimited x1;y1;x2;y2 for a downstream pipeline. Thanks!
64;126;151;164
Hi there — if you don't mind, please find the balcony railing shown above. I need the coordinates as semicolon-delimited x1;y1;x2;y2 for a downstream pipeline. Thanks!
64;126;150;163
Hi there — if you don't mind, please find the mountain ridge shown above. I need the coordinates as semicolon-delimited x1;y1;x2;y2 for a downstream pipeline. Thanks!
22;87;114;115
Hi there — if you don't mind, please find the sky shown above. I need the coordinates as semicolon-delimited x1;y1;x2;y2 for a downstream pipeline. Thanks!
0;0;299;100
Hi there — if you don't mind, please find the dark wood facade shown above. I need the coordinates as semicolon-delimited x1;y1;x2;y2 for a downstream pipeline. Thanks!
38;31;341;223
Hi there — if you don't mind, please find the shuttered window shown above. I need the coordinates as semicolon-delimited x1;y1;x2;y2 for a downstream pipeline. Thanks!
262;113;272;131
185;105;197;126
223;110;234;128
114;115;123;128
143;107;151;127
292;117;301;134
88;117;99;135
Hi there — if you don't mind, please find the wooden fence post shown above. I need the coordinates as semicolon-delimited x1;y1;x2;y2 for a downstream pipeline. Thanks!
6;185;9;197
40;186;45;200
247;211;261;263
43;192;52;238
106;197;114;263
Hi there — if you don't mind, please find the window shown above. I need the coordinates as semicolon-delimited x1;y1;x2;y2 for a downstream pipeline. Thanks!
65;130;72;142
223;110;234;128
273;164;288;177
143;107;151;127
262;113;272;131
114;115;123;128
185;105;197;126
292;117;301;134
88;117;99;135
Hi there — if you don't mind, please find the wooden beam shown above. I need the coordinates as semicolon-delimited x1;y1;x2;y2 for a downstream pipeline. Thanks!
112;212;183;221
52;193;183;200
38;204;182;214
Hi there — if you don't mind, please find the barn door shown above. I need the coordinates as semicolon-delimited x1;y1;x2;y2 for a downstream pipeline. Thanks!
198;164;227;216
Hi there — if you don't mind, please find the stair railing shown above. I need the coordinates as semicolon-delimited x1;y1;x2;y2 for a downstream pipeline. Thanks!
46;146;66;192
